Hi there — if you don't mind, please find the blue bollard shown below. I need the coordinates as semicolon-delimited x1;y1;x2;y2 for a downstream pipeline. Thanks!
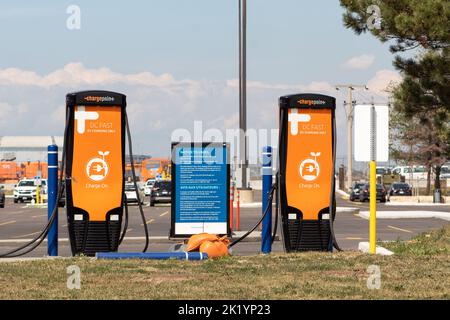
261;146;273;254
47;145;58;256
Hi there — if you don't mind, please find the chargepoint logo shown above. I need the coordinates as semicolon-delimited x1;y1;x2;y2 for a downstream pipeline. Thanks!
86;151;110;182
75;106;99;134
299;152;321;182
84;96;115;103
288;109;311;136
297;99;326;107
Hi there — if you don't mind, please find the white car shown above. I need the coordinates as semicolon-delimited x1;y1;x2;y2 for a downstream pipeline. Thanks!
124;182;145;204
14;179;47;203
391;166;428;180
440;166;450;179
144;179;156;196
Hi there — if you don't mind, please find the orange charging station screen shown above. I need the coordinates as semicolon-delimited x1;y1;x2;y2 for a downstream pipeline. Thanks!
72;105;123;221
286;108;332;220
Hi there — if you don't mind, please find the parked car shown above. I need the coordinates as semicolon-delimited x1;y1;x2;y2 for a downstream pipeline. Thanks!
376;167;387;178
440;166;450;179
13;179;48;203
349;182;366;202
389;182;412;196
391;166;427;180
0;186;5;208
359;184;387;203
124;182;145;204
144;178;156;196
149;180;172;206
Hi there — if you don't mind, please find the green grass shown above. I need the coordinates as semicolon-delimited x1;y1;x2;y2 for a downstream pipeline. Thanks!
0;225;449;300
384;226;450;256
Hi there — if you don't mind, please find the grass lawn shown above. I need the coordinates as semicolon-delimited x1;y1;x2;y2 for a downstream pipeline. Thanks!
0;224;449;300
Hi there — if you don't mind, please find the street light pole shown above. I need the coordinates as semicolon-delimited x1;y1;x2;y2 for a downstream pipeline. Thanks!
335;84;368;191
238;0;248;189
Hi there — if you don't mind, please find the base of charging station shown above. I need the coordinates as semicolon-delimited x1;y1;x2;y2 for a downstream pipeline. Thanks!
70;221;121;256
285;220;331;252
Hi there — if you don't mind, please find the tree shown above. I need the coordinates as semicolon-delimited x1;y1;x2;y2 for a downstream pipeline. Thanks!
340;0;450;192
392;62;450;189
390;105;449;194
340;0;449;52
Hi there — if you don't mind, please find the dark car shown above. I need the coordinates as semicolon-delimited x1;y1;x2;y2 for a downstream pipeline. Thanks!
149;181;172;206
0;186;5;208
349;182;366;201
389;182;412;196
359;184;387;203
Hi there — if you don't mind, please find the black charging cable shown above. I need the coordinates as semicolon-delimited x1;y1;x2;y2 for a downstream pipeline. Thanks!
0;111;69;258
329;114;342;252
124;112;149;252
228;184;277;248
119;193;129;245
271;174;279;245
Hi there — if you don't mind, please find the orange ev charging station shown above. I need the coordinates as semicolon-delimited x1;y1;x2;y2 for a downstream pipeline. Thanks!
65;91;126;256
278;94;338;252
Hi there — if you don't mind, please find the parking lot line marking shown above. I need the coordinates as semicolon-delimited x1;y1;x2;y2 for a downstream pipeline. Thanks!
12;231;41;239
32;214;47;218
141;219;155;226
0;236;167;243
346;237;364;240
388;225;413;233
0;220;16;227
159;211;168;217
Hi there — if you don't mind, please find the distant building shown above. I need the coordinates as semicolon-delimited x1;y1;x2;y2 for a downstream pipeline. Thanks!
0;136;63;162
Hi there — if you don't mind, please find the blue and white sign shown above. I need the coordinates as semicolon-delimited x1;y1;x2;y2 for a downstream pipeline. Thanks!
171;143;230;237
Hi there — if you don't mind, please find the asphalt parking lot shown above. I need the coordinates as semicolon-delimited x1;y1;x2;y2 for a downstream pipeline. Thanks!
0;194;448;257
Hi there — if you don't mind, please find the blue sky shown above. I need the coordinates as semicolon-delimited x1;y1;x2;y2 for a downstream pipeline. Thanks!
0;1;401;163
0;0;394;81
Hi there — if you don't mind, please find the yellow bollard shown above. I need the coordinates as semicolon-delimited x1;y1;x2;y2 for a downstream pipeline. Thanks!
370;160;377;254
36;185;40;204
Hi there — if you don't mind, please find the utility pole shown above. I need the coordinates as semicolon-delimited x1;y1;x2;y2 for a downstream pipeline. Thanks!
238;0;248;189
335;84;368;190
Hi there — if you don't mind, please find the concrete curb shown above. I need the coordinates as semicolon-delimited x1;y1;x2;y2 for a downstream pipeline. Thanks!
233;202;263;208
386;201;450;206
359;210;450;221
0;233;275;245
336;189;350;198
0;256;70;263
25;204;47;209
358;242;394;256
336;207;360;215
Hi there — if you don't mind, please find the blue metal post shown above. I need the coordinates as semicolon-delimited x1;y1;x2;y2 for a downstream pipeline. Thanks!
261;146;273;253
47;145;58;256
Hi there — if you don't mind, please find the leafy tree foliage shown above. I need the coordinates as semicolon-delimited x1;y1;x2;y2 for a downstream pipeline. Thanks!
340;0;450;192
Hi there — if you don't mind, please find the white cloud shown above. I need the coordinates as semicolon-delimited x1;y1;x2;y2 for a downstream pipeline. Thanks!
0;62;202;98
367;69;401;97
0;63;401;161
227;79;335;94
341;54;375;70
